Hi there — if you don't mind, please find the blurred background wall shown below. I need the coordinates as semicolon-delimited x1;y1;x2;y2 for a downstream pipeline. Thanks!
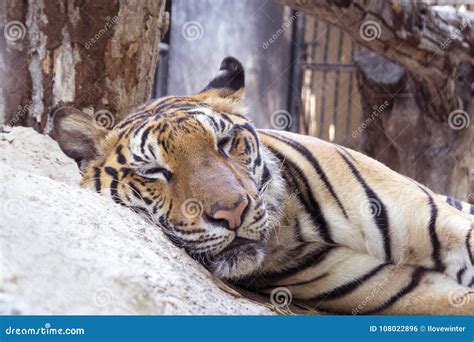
155;0;296;129
1;0;471;199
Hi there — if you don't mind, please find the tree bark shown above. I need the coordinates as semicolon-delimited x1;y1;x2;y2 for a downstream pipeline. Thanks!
354;50;473;198
275;0;473;199
0;0;169;133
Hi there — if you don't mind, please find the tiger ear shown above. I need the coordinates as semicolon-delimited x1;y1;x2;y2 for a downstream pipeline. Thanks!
52;107;107;168
199;56;245;101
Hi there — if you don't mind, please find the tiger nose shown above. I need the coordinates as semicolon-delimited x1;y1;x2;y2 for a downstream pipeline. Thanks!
212;198;249;230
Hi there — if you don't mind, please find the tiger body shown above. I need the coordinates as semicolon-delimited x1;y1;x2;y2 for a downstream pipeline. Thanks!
54;57;474;315
246;130;474;314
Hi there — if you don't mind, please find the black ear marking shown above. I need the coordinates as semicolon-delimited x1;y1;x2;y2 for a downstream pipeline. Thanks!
201;56;245;93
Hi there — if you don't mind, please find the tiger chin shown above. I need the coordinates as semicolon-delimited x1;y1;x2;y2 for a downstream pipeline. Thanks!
54;56;474;315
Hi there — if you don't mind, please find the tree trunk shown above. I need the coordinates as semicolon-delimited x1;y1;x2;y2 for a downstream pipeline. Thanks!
0;0;169;133
275;0;473;199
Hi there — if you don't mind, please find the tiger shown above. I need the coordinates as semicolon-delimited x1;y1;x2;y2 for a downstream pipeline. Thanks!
53;56;474;315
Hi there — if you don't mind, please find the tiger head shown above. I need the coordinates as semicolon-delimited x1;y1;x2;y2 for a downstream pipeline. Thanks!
54;57;284;280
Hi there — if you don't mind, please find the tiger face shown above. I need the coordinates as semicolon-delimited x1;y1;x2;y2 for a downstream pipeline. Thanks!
54;57;284;279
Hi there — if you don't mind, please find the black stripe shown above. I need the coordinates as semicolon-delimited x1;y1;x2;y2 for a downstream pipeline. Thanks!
158;215;168;227
446;196;454;206
117;112;152;129
293;217;305;244
115;145;126;164
185;236;221;244
129;182;143;200
132;153;145;162
241;123;262;170
166;105;202;114
310;263;389;302
471;204;474;215
337;150;392;262
467;229;473;265
339;147;358;164
152;97;198;114
261;132;348;219
173;227;206;235
453;199;463;211
206;115;219;131
457;266;466;284
94;167;101;193
259;163;271;191
140;126;152;155
104;167;123;205
218;118;226;131
140;167;172;182
148;145;157;159
120;167;131;177
364;267;426;314
243;137;251;154
220;112;237;124
243;246;337;289
276;272;329;288
269;147;335;244
419;187;444;272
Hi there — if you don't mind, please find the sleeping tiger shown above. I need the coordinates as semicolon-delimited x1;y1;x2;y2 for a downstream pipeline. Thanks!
53;56;474;315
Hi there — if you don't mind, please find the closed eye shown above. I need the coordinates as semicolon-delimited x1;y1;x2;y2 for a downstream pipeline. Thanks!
136;167;172;182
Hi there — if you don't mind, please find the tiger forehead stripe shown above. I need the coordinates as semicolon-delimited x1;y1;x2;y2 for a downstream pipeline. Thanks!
151;97;203;114
115;145;126;164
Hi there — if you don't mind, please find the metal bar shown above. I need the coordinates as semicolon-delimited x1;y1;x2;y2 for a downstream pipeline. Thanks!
287;11;306;133
318;24;331;138
332;29;344;142
345;40;356;143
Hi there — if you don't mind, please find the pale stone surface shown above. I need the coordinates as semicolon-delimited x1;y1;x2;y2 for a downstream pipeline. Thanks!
0;127;272;315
